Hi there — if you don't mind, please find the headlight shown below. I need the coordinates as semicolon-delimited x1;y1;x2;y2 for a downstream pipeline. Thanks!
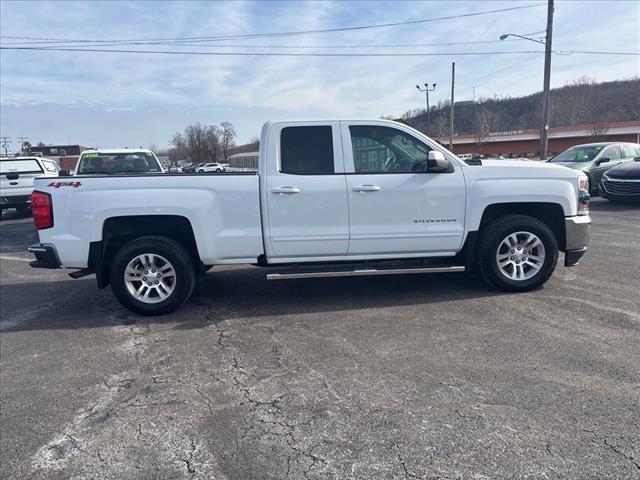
578;176;590;215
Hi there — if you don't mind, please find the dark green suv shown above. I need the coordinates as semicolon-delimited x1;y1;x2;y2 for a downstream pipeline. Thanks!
549;142;640;194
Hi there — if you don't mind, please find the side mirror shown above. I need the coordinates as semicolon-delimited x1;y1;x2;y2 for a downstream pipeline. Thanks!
58;169;70;176
427;151;454;173
596;157;610;166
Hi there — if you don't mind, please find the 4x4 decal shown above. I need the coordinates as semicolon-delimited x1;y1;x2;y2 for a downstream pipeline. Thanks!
48;181;82;188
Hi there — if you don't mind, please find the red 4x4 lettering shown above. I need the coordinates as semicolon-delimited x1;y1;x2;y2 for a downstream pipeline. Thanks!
48;181;82;188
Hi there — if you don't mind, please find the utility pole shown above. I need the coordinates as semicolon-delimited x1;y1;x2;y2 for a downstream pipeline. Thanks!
1;137;11;156
416;83;436;136
540;0;554;160
449;62;455;151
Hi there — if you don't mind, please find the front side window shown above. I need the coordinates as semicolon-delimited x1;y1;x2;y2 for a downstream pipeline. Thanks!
551;145;603;163
350;126;432;173
280;126;334;175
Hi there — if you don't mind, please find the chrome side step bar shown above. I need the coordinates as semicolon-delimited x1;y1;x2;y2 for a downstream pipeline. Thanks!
266;265;465;281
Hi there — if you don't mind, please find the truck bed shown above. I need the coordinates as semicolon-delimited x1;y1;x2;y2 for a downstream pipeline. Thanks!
33;173;264;268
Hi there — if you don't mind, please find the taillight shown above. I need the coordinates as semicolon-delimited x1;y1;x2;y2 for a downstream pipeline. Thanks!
31;191;53;229
578;177;590;215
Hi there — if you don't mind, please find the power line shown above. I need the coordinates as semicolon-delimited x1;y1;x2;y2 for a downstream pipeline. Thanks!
0;4;545;44
0;39;524;49
0;46;550;56
452;0;514;63
1;46;635;56
460;54;541;89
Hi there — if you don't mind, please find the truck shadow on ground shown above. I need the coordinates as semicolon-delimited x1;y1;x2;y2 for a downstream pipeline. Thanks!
0;268;508;332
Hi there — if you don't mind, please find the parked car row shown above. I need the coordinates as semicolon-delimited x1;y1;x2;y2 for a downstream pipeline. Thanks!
183;162;226;173
548;142;640;196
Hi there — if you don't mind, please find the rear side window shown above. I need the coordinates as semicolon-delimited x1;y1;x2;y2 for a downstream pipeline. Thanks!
280;126;334;175
621;144;639;158
602;145;622;160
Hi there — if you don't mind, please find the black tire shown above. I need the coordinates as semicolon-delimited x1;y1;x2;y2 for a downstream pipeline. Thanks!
110;236;196;316
476;215;558;292
587;175;599;196
198;169;205;173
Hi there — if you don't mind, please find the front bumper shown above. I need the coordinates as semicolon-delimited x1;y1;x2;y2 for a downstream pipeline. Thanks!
564;215;591;267
28;243;61;269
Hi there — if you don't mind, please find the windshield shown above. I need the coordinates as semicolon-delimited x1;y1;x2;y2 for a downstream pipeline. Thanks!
551;145;604;163
0;159;43;174
76;152;162;174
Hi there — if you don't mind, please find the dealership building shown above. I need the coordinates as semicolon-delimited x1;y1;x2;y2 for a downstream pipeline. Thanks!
433;120;640;158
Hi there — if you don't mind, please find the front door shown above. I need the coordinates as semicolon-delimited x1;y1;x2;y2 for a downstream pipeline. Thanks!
264;123;349;259
342;122;466;256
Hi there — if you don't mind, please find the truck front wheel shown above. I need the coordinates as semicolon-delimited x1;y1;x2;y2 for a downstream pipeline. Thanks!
110;236;196;316
476;215;558;291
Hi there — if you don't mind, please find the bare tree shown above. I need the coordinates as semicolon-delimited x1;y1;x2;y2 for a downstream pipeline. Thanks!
147;143;159;153
220;122;236;161
588;121;609;141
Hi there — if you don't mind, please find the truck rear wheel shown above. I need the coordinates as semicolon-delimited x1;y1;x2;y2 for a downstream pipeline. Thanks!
110;236;196;316
477;215;558;291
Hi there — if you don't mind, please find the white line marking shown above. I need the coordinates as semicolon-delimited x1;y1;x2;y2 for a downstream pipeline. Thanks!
0;255;31;262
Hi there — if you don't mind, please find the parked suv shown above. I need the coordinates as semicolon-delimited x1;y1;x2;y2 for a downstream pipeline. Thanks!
197;163;225;173
1;156;59;217
549;142;640;194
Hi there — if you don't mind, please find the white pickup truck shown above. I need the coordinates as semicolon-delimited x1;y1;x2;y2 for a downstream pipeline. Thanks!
28;120;591;315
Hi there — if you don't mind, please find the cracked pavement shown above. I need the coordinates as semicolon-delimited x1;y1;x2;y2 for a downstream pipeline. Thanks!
1;197;639;479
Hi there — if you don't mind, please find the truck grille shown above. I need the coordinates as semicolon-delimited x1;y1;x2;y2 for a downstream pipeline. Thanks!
602;178;640;196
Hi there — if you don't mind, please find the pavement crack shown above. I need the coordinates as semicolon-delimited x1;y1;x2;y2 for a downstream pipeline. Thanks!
393;443;421;479
604;438;640;470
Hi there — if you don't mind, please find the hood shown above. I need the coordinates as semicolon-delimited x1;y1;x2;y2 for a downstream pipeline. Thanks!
604;161;640;180
546;161;592;171
480;159;575;172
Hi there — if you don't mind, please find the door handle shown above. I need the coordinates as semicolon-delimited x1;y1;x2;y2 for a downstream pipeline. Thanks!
271;186;300;195
352;184;381;192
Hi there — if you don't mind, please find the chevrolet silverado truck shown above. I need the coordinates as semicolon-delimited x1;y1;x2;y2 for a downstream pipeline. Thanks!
28;120;591;315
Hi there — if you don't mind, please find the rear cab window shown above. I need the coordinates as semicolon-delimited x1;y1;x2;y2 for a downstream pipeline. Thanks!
0;159;44;174
77;151;162;175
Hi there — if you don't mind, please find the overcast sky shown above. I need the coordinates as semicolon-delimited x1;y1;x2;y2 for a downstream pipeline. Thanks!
1;0;638;149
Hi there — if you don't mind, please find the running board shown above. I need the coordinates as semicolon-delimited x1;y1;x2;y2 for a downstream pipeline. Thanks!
266;265;465;281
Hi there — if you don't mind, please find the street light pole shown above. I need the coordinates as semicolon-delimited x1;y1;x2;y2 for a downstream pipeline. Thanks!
500;0;554;160
416;83;436;136
540;0;554;160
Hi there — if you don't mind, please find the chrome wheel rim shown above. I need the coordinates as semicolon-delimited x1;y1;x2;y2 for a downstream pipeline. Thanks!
496;231;546;281
124;253;176;304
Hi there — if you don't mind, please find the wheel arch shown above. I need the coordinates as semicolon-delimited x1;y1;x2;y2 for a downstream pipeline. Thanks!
460;202;566;273
91;215;201;288
478;203;566;251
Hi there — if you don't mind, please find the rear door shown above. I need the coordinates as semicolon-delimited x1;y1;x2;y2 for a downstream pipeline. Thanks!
341;122;466;256
263;122;349;259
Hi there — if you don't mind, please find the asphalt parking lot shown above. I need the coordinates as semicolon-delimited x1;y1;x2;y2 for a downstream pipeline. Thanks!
1;197;639;480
